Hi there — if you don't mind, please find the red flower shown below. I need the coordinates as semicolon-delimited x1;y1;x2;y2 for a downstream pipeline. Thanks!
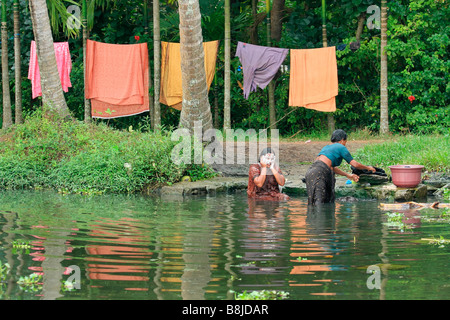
134;35;140;41
408;95;415;103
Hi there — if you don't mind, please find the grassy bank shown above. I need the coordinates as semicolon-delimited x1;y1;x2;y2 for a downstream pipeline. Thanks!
0;112;216;194
352;135;450;173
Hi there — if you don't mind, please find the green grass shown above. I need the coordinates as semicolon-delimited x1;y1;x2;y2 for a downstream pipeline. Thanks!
352;134;450;173
0;110;216;194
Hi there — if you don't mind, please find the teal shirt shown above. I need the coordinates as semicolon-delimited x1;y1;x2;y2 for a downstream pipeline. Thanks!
318;143;354;167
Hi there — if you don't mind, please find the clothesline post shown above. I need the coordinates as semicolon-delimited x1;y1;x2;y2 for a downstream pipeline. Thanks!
82;0;91;123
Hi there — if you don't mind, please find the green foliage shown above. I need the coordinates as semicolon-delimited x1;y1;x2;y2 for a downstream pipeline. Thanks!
353;135;450;173
235;290;289;300
17;273;43;293
0;111;214;194
1;0;448;136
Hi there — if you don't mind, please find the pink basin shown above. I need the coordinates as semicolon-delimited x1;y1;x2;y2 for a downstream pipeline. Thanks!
389;165;424;188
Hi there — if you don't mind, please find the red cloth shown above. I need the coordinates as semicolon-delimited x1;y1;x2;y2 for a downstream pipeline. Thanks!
86;40;149;118
247;164;290;200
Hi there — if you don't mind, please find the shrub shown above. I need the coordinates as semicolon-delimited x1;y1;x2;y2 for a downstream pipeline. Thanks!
0;111;214;194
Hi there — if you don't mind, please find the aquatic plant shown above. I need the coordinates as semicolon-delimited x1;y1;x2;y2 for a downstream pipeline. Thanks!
383;212;412;232
0;261;10;282
12;239;32;254
17;273;43;293
443;188;450;201
422;236;450;248
235;290;289;300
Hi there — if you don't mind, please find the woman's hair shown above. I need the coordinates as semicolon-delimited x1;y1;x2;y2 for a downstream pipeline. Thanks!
259;147;275;160
330;129;348;142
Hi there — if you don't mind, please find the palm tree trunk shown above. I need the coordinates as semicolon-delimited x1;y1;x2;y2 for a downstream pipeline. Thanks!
223;0;231;130
14;0;23;124
144;0;154;130
153;0;161;131
356;12;366;42
28;0;72;119
380;0;389;134
271;0;285;42
2;0;13;129
321;0;335;134
266;0;277;130
178;0;213;133
82;0;90;123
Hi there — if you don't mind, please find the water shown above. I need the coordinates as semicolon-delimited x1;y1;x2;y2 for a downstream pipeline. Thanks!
0;190;449;300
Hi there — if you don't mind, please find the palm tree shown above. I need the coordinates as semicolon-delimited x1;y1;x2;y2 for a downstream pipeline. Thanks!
223;0;231;130
380;0;389;134
178;0;213;133
14;0;23;124
321;0;335;134
82;0;91;122
266;0;277;130
29;0;72;119
2;0;13;129
153;0;161;131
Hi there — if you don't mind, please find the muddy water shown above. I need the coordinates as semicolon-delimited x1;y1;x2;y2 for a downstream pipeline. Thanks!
0;190;448;300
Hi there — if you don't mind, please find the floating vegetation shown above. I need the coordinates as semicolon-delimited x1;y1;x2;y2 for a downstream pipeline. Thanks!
12;239;32;254
421;208;450;224
422;236;450;248
235;290;290;300
17;273;43;293
383;212;412;232
0;261;10;281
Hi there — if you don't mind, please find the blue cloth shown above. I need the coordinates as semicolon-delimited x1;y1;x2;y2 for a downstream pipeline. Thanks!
318;143;354;167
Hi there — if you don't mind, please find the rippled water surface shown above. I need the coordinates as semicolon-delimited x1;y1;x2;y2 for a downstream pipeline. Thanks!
0;190;449;300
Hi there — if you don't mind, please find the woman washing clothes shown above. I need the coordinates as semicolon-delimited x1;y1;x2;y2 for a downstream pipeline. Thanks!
305;129;375;205
247;147;290;201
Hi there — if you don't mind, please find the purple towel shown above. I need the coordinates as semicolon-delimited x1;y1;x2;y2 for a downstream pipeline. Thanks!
235;42;288;99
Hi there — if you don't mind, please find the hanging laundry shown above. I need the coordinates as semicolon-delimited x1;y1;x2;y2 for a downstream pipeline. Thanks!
289;46;338;112
160;41;219;110
28;40;72;99
235;42;288;99
85;40;149;119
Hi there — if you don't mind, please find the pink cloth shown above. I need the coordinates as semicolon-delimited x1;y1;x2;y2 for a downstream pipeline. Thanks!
28;41;72;99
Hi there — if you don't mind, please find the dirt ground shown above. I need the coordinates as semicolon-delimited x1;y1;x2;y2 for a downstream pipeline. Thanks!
277;140;381;164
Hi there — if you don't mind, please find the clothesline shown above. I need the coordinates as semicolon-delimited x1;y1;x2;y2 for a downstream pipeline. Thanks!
27;38;340;118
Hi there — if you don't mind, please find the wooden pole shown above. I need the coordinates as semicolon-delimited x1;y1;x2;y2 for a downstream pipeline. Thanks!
83;0;91;123
223;0;231;130
153;0;161;131
14;0;23;124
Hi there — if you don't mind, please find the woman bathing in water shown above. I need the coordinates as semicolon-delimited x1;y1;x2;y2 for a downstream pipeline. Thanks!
305;129;376;205
247;147;290;201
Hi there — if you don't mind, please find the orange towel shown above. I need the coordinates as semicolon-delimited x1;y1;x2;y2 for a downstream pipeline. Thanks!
289;47;338;112
86;40;149;118
160;41;219;110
